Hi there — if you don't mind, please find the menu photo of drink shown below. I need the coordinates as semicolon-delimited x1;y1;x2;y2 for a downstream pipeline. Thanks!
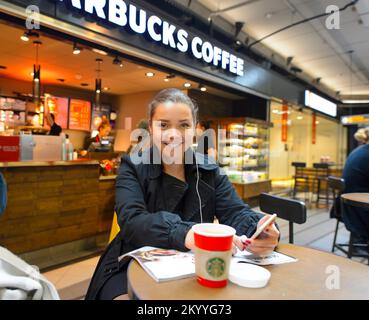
69;99;91;131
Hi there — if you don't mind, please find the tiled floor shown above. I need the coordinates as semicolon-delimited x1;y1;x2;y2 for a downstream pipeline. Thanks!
42;195;368;300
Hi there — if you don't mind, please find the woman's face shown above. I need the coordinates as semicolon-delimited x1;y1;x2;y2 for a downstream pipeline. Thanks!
150;102;195;164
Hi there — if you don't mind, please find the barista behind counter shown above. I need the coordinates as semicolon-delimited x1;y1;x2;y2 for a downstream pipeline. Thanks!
84;122;113;152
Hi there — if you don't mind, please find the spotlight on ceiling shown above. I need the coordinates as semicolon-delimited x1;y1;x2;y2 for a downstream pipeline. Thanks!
73;43;82;55
290;66;303;74
113;56;123;68
315;77;322;84
20;30;39;42
199;84;207;92
286;56;294;66
234;21;245;38
146;72;155;77
164;74;176;82
92;48;108;56
184;82;191;88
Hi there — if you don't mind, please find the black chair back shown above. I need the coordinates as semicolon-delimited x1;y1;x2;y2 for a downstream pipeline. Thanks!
328;176;345;220
328;176;345;196
292;162;306;178
292;162;306;168
313;163;329;169
313;162;330;177
259;192;307;244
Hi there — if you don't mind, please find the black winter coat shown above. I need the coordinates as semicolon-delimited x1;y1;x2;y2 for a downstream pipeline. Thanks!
86;148;264;299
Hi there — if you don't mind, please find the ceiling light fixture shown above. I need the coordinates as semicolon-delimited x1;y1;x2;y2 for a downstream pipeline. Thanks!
113;56;123;68
184;82;191;88
286;56;294;66
32;40;42;107
95;58;103;108
73;43;82;55
342;99;369;104
92;48;108;56
146;72;155;77
21;30;39;42
199;84;207;92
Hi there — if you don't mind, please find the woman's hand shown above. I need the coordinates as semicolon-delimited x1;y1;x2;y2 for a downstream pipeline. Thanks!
242;214;280;256
185;229;244;255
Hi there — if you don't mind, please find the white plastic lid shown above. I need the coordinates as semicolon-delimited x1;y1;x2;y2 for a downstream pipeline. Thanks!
229;260;271;288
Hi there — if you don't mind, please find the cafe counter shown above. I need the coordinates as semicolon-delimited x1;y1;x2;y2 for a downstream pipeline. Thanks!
0;160;116;256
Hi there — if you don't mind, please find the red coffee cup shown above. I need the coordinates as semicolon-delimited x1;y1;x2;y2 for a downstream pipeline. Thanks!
192;223;236;288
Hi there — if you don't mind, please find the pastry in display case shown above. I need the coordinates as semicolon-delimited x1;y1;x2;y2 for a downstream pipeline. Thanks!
215;118;271;184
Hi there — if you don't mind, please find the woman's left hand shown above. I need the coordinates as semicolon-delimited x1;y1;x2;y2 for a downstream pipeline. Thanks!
242;214;280;256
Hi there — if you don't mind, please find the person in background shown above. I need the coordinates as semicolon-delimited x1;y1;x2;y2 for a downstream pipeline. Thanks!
196;120;217;159
84;121;112;151
126;119;149;155
46;113;62;136
342;127;369;244
354;128;368;146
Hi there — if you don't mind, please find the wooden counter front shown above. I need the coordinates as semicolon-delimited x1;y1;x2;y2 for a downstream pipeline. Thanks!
0;161;115;254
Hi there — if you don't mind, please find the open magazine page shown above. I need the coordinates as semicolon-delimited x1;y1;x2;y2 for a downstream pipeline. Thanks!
119;246;196;282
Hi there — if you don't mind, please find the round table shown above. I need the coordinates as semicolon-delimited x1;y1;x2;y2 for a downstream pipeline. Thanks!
341;193;369;209
126;244;369;300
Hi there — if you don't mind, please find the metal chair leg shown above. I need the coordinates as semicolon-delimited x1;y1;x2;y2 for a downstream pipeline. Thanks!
332;220;340;253
316;180;321;204
347;233;353;259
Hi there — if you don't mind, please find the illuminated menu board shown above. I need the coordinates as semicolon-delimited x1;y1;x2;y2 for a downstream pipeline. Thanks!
69;99;91;131
45;96;69;129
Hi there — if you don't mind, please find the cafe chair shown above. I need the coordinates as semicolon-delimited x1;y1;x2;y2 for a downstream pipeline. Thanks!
291;162;309;202
329;185;369;264
328;176;345;253
313;163;330;206
109;212;120;244
259;193;307;244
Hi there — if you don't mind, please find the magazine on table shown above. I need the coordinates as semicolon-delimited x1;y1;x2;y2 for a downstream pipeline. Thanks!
118;246;196;282
119;246;297;282
233;248;298;266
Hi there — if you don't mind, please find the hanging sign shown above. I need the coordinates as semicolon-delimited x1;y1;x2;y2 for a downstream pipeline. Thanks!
52;0;245;76
281;104;288;143
312;113;317;145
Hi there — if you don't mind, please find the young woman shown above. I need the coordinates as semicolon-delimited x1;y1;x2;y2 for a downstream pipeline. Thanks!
86;89;279;300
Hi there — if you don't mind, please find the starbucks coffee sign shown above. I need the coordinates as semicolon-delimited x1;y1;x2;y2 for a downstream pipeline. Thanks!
54;0;245;76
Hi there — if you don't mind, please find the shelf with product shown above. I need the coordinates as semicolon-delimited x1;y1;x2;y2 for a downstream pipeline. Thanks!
210;117;273;205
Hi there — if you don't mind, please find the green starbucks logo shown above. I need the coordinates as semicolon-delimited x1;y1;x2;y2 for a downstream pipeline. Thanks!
206;257;225;278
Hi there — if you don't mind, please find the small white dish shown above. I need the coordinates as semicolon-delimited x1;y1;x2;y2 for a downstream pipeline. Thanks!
229;260;271;288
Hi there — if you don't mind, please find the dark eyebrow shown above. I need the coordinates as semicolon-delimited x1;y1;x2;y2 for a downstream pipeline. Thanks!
179;119;191;122
156;119;169;122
